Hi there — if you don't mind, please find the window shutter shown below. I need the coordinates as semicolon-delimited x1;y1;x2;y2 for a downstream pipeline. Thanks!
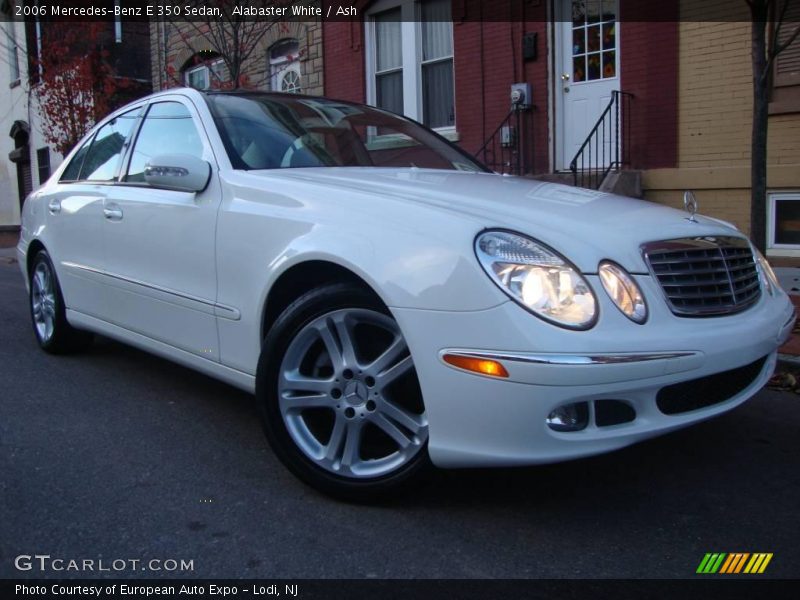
774;4;800;88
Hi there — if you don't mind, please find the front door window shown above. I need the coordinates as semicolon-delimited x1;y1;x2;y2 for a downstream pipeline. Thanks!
571;0;617;83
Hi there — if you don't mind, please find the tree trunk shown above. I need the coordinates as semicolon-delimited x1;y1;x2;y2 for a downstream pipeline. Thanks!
750;9;769;253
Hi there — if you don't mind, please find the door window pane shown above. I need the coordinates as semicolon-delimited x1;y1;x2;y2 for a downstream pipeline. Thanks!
573;55;586;82
571;0;617;81
78;108;141;181
126;102;204;183
603;51;616;78
587;25;600;52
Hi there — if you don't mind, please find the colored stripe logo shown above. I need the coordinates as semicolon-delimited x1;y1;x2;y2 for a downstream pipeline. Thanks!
696;553;773;574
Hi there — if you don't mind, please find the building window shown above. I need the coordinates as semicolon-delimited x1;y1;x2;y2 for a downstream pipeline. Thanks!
269;38;302;94
22;6;42;83
366;0;455;130
114;0;122;43
184;57;226;90
768;192;800;251
36;147;50;184
3;11;20;83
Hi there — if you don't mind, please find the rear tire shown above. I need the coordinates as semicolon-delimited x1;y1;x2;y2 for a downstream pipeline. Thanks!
257;283;431;501
29;250;93;354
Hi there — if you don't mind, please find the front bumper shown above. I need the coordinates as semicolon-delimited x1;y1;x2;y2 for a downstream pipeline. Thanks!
392;274;795;468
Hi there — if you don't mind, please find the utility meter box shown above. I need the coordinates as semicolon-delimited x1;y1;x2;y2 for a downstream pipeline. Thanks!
510;83;532;109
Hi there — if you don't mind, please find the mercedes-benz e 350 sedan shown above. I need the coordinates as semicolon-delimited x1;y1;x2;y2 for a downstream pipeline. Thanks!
18;89;794;499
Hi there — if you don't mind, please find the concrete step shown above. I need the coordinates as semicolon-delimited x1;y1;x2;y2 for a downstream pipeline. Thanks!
529;172;576;186
599;169;643;198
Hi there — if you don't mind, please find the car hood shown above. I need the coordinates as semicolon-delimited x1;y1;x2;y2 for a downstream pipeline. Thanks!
243;167;745;273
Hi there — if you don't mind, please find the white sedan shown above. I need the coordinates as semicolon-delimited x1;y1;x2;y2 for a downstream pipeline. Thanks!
18;89;794;499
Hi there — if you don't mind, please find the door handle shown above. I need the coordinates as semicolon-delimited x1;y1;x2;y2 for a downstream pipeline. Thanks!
47;199;61;214
561;72;570;81
103;204;124;221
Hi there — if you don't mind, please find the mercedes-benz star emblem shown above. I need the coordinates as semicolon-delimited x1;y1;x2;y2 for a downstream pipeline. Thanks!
683;190;699;223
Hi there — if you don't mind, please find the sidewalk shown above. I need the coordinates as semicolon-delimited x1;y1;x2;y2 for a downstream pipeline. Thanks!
777;294;800;362
0;230;19;263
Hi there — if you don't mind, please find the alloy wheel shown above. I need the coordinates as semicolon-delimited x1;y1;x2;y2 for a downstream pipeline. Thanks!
278;308;428;479
31;261;57;343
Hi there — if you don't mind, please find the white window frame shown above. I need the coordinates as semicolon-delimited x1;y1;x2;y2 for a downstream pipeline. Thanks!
365;0;457;140
269;39;302;93
114;0;123;43
184;58;224;90
4;19;20;83
767;191;800;256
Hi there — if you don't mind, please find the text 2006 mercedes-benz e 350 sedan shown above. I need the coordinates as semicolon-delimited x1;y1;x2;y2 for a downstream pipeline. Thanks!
18;89;794;499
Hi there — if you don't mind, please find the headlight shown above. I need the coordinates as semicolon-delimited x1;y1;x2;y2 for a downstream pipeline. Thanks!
598;261;648;323
754;247;781;296
475;230;597;329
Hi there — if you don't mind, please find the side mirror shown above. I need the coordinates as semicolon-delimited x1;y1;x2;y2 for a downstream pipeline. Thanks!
144;154;211;193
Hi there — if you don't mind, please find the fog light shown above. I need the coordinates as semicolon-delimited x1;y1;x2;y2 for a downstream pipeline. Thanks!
546;402;589;432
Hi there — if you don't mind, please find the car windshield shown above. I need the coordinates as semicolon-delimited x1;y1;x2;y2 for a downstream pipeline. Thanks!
204;93;487;173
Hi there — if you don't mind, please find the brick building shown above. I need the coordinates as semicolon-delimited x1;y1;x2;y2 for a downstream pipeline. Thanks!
150;20;324;96
324;0;678;179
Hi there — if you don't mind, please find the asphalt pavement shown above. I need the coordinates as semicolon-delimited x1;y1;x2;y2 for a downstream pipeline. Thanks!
1;259;798;579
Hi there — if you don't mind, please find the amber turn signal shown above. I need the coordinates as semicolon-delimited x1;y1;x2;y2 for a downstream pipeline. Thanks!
442;354;509;378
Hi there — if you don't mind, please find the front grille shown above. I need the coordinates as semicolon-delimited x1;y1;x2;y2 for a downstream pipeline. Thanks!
642;237;761;316
656;356;767;415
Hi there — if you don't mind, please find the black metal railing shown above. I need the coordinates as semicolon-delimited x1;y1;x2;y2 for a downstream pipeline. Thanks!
477;109;525;175
569;90;633;189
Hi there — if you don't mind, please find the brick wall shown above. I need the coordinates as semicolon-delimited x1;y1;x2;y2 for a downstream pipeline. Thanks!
324;2;550;174
322;20;365;103
619;20;678;169
642;10;800;244
150;20;323;95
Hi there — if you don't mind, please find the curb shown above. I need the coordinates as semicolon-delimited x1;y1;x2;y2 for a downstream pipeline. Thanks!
777;354;800;371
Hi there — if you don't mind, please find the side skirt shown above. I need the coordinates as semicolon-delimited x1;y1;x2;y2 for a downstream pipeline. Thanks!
66;309;256;394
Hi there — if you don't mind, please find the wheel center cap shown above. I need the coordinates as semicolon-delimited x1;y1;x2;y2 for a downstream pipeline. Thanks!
344;380;368;405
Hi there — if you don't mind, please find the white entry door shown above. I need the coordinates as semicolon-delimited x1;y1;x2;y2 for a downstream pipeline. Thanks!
557;0;620;171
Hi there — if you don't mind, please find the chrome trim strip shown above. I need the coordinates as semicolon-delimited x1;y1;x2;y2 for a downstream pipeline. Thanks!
61;261;241;320
440;349;699;366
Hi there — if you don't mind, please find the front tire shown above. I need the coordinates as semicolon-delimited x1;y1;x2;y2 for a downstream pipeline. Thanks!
29;250;93;354
257;283;431;501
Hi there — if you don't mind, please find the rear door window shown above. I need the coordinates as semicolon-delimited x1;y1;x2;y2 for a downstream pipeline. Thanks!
77;108;141;182
60;138;93;182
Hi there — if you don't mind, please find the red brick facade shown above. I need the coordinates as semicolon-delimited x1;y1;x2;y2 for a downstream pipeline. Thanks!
619;21;678;170
323;0;678;174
